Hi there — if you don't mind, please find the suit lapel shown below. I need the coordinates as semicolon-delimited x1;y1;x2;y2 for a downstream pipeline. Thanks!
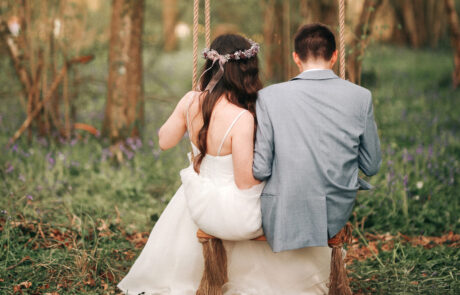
290;69;340;81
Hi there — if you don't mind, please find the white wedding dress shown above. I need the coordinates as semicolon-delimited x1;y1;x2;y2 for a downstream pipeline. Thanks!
117;109;332;295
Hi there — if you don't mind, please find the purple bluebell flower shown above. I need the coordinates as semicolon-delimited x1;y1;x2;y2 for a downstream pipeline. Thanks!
125;150;134;160
5;163;14;174
153;149;161;159
26;195;33;200
70;138;78;146
11;144;18;152
416;145;423;155
403;174;408;189
119;143;134;159
402;148;414;163
46;152;55;167
37;137;48;147
406;153;414;162
135;138;142;149
127;137;136;150
401;109;407;119
101;148;112;161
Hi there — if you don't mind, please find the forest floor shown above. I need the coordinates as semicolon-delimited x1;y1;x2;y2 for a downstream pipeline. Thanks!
1;45;459;294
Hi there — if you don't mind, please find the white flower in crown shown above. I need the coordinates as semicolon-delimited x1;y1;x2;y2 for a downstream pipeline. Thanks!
202;39;259;63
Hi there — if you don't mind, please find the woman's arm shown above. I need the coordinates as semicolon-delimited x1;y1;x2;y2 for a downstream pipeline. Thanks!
231;112;262;189
158;91;194;150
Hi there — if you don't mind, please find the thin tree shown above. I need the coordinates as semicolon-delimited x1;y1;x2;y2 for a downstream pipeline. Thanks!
390;0;447;48
103;0;145;148
445;0;460;88
162;0;178;51
347;0;383;85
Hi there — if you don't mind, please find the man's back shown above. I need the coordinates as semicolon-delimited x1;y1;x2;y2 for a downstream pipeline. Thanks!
253;69;381;252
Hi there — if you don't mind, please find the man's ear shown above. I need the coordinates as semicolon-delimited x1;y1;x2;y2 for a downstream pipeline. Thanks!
292;52;303;72
329;50;338;68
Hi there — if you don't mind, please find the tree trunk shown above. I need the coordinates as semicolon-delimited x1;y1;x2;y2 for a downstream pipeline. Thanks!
445;0;460;88
262;0;276;81
103;0;145;144
347;0;383;84
162;0;178;51
262;0;290;82
427;0;446;47
390;0;447;48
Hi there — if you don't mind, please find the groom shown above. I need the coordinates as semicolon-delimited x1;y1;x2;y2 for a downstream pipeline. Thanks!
253;23;381;253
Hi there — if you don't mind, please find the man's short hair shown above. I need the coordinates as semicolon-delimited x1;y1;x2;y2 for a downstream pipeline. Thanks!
294;23;336;62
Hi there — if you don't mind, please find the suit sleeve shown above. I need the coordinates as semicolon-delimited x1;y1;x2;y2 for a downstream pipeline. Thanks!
358;93;382;176
253;94;275;181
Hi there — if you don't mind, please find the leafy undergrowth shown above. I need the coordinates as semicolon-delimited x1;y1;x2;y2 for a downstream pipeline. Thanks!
346;229;460;294
1;212;459;294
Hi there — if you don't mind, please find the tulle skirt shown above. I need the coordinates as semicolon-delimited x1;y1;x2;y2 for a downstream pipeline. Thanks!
117;185;332;295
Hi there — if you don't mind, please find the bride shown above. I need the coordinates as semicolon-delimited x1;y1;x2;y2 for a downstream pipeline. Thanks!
117;34;331;295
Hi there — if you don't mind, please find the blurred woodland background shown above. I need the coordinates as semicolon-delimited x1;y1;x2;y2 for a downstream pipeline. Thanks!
0;0;459;294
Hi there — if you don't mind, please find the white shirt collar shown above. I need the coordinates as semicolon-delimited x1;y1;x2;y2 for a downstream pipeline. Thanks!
302;68;328;73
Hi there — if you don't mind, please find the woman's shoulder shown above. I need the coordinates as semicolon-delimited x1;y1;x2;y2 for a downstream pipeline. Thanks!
179;90;201;106
223;104;254;132
177;91;202;116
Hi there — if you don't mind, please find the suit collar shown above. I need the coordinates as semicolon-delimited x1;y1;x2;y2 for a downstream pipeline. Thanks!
290;69;339;81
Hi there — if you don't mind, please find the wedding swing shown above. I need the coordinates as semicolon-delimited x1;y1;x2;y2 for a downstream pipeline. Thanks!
190;0;352;294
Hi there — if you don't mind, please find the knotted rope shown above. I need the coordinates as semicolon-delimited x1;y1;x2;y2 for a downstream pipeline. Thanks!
192;0;200;90
338;0;346;79
192;0;212;90
327;223;353;295
205;0;211;48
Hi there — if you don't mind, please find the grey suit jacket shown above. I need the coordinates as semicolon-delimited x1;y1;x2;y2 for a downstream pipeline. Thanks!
253;69;381;252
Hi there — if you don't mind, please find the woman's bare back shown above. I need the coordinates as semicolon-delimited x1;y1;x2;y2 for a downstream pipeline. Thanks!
186;91;249;157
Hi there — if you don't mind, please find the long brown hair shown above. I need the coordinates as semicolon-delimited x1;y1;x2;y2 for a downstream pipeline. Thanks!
193;34;262;173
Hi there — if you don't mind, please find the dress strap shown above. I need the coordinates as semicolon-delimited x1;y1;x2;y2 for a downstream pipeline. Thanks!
217;110;247;156
186;93;196;142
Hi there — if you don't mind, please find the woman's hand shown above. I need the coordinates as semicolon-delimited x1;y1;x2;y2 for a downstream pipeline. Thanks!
158;91;194;150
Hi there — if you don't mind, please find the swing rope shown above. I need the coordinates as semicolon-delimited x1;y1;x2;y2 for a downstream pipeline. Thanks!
192;0;211;90
192;0;199;90
338;0;346;80
205;0;211;48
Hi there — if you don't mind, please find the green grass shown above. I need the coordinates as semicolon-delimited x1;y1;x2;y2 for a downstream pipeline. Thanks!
1;44;459;294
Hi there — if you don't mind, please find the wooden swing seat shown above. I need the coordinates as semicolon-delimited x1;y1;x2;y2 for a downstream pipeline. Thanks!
197;228;346;246
195;225;353;295
196;229;267;241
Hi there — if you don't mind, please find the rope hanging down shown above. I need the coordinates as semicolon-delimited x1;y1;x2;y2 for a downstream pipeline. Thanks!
192;0;199;90
338;0;346;80
192;0;211;90
205;0;211;48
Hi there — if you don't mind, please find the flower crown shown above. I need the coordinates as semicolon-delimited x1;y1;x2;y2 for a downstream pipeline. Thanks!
202;39;260;63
